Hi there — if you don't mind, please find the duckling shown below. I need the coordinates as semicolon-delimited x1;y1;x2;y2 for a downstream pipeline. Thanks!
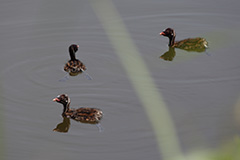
160;28;208;52
64;44;86;76
52;94;103;124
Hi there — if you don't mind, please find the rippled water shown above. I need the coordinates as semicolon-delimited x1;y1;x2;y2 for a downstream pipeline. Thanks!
1;0;240;160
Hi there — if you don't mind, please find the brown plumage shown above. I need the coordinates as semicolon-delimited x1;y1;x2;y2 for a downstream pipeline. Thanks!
52;94;103;124
160;28;208;52
64;44;86;76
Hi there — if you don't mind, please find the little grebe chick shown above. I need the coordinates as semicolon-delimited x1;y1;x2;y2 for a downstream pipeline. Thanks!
160;28;208;52
52;94;103;124
64;44;86;76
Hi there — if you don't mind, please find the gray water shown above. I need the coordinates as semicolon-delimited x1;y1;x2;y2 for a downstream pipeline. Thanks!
1;0;240;160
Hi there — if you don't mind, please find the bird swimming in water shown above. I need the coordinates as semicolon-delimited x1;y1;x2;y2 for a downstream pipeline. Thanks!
64;44;86;76
52;94;103;131
59;44;92;81
160;28;208;52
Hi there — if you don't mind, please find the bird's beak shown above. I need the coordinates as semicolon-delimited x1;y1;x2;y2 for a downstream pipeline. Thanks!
77;45;80;48
52;98;59;102
160;32;165;36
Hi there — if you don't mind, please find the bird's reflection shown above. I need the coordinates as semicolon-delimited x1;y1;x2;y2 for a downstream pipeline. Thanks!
160;46;208;61
53;115;103;133
53;116;71;133
160;47;176;61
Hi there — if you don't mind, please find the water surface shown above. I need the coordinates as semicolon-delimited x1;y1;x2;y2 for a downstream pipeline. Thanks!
1;0;240;160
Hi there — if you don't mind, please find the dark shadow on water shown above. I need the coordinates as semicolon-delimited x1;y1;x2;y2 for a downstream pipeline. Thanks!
53;116;71;133
160;47;209;61
53;116;103;133
160;47;176;61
